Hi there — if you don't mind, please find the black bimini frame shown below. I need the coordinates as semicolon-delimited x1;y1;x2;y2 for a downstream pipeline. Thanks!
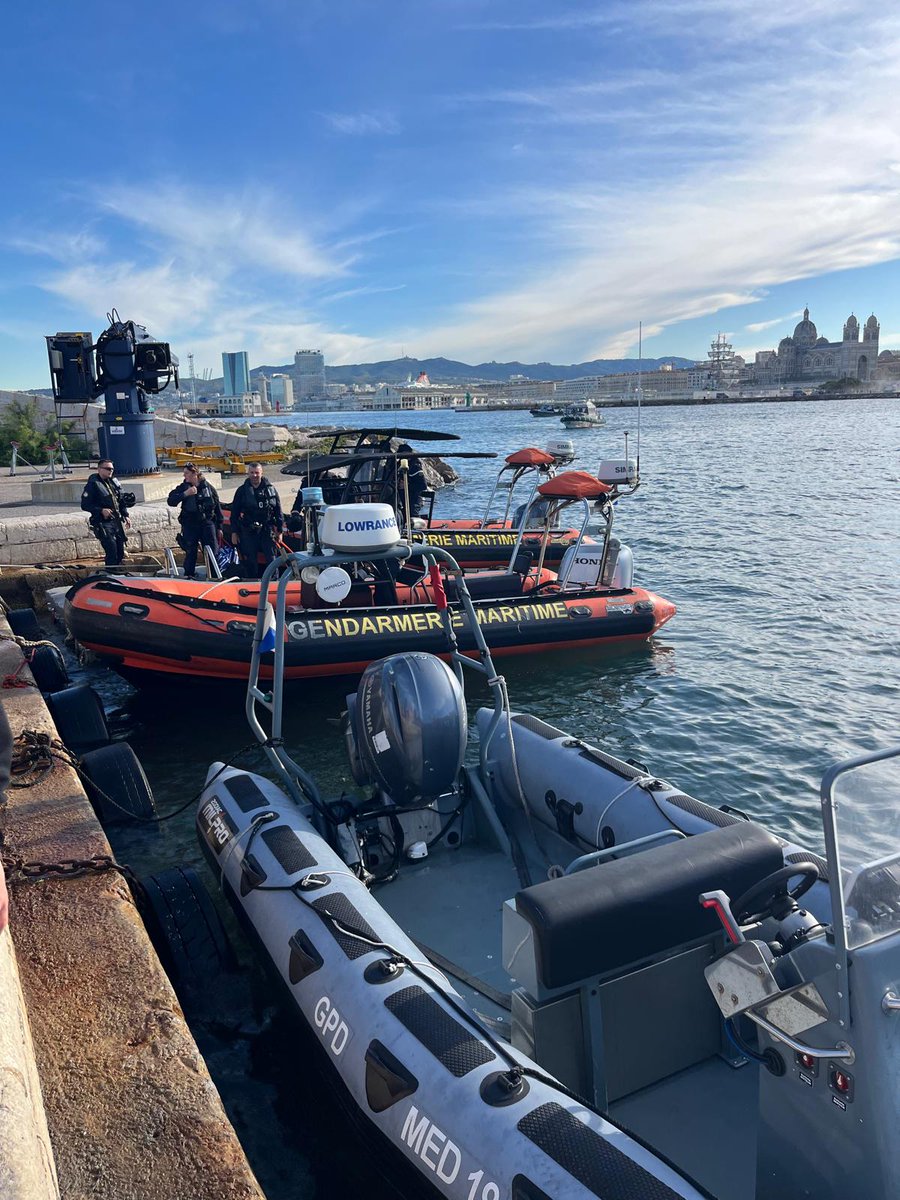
245;543;509;811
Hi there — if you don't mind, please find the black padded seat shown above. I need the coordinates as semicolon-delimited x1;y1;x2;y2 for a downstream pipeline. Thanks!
445;573;527;601
515;822;784;990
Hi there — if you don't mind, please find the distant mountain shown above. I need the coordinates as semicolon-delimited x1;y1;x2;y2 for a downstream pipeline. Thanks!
250;355;695;387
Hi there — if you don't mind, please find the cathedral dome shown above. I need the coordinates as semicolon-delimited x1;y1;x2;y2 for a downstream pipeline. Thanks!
778;336;794;349
845;314;858;327
815;337;829;346
792;307;817;344
865;313;879;328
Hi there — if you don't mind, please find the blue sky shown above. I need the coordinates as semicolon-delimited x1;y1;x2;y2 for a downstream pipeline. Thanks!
3;0;900;388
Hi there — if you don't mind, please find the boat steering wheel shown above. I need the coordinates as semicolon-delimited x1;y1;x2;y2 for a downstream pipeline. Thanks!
732;863;820;926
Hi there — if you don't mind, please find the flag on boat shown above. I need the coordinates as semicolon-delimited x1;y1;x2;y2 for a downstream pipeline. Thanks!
259;603;278;653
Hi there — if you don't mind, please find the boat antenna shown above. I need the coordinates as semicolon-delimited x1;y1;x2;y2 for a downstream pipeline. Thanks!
636;321;642;477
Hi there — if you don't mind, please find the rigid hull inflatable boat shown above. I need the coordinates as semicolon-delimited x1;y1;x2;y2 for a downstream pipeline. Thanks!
197;545;900;1200
65;470;673;684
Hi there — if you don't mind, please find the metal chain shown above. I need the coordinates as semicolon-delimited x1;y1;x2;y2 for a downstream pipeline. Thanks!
9;730;71;787
0;850;131;885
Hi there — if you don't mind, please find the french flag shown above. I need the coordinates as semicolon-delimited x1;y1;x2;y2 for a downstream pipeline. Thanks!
259;603;278;654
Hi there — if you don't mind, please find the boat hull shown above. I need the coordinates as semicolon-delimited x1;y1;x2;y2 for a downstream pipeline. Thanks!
63;576;675;683
196;765;710;1200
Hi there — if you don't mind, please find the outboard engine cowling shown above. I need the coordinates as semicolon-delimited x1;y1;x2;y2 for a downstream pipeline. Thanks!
558;538;634;589
344;653;467;805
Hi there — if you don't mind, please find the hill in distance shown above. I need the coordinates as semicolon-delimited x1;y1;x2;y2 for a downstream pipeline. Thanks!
250;355;695;388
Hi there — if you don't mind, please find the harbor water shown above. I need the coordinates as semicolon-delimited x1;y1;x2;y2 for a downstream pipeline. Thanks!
66;396;899;1198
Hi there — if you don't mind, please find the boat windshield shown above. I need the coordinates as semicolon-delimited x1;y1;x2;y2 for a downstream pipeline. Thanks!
831;754;900;950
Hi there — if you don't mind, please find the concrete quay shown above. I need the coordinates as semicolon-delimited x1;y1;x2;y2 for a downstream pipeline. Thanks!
0;623;265;1200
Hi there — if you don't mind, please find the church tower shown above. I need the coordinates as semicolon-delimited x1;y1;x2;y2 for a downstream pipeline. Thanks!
863;313;880;343
843;314;859;343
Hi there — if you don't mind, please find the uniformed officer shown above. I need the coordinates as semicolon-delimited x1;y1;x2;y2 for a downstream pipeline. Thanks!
80;458;132;567
230;462;284;579
167;463;224;578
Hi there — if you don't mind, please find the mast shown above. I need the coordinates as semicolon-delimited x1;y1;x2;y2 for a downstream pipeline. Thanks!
637;321;642;476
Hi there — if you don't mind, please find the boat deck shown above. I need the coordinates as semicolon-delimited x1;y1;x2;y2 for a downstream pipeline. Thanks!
378;835;760;1200
376;841;519;1025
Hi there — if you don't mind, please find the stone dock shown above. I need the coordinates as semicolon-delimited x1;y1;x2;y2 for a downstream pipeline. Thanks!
0;619;266;1200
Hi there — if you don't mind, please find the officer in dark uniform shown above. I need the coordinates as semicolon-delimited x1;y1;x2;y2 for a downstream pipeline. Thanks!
80;458;133;566
167;463;224;578
229;461;284;579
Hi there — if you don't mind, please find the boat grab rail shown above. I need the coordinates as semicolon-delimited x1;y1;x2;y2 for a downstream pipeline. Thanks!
745;1010;855;1065
245;543;508;811
564;828;686;875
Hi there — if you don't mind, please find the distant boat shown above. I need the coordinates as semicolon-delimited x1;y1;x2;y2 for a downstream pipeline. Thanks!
529;403;564;417
561;399;604;428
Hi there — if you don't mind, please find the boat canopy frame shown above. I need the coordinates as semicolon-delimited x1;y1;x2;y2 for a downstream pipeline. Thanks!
244;542;510;811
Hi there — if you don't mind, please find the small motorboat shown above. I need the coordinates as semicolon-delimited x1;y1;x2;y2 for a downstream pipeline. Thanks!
561;400;605;429
63;469;673;684
529;403;564;417
197;543;900;1200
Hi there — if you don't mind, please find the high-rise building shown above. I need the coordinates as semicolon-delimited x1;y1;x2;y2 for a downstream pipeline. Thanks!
269;373;294;411
294;349;325;401
222;351;251;396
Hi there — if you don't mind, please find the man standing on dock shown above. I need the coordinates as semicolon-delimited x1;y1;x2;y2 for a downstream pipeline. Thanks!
80;459;133;568
230;461;284;579
167;463;224;579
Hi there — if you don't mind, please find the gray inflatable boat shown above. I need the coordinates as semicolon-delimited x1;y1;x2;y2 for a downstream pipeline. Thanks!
197;536;900;1200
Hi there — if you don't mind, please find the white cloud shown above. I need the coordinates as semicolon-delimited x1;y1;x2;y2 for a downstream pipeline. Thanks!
745;312;804;335
323;112;401;136
97;184;344;279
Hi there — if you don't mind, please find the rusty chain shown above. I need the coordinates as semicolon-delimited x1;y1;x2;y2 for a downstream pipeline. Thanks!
0;848;137;887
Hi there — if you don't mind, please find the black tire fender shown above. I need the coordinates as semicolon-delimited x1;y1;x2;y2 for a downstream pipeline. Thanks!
139;866;236;998
46;684;110;755
80;742;156;824
28;644;70;694
7;608;42;639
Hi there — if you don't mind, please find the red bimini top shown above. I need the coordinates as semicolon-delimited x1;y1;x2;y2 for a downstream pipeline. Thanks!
505;447;557;467
537;471;612;501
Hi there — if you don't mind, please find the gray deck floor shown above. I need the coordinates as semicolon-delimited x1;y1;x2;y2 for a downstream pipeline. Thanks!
374;842;520;1020
611;1056;759;1200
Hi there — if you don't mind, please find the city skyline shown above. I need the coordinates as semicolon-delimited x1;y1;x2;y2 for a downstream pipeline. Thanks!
3;2;900;390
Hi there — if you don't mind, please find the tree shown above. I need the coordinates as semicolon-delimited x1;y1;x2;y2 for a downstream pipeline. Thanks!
0;398;90;467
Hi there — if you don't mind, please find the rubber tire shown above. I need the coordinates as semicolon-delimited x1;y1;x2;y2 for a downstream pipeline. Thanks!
46;685;110;755
28;644;70;693
80;742;156;824
7;608;41;639
139;866;236;999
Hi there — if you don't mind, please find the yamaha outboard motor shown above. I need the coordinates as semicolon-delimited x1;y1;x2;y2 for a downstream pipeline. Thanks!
344;653;467;805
